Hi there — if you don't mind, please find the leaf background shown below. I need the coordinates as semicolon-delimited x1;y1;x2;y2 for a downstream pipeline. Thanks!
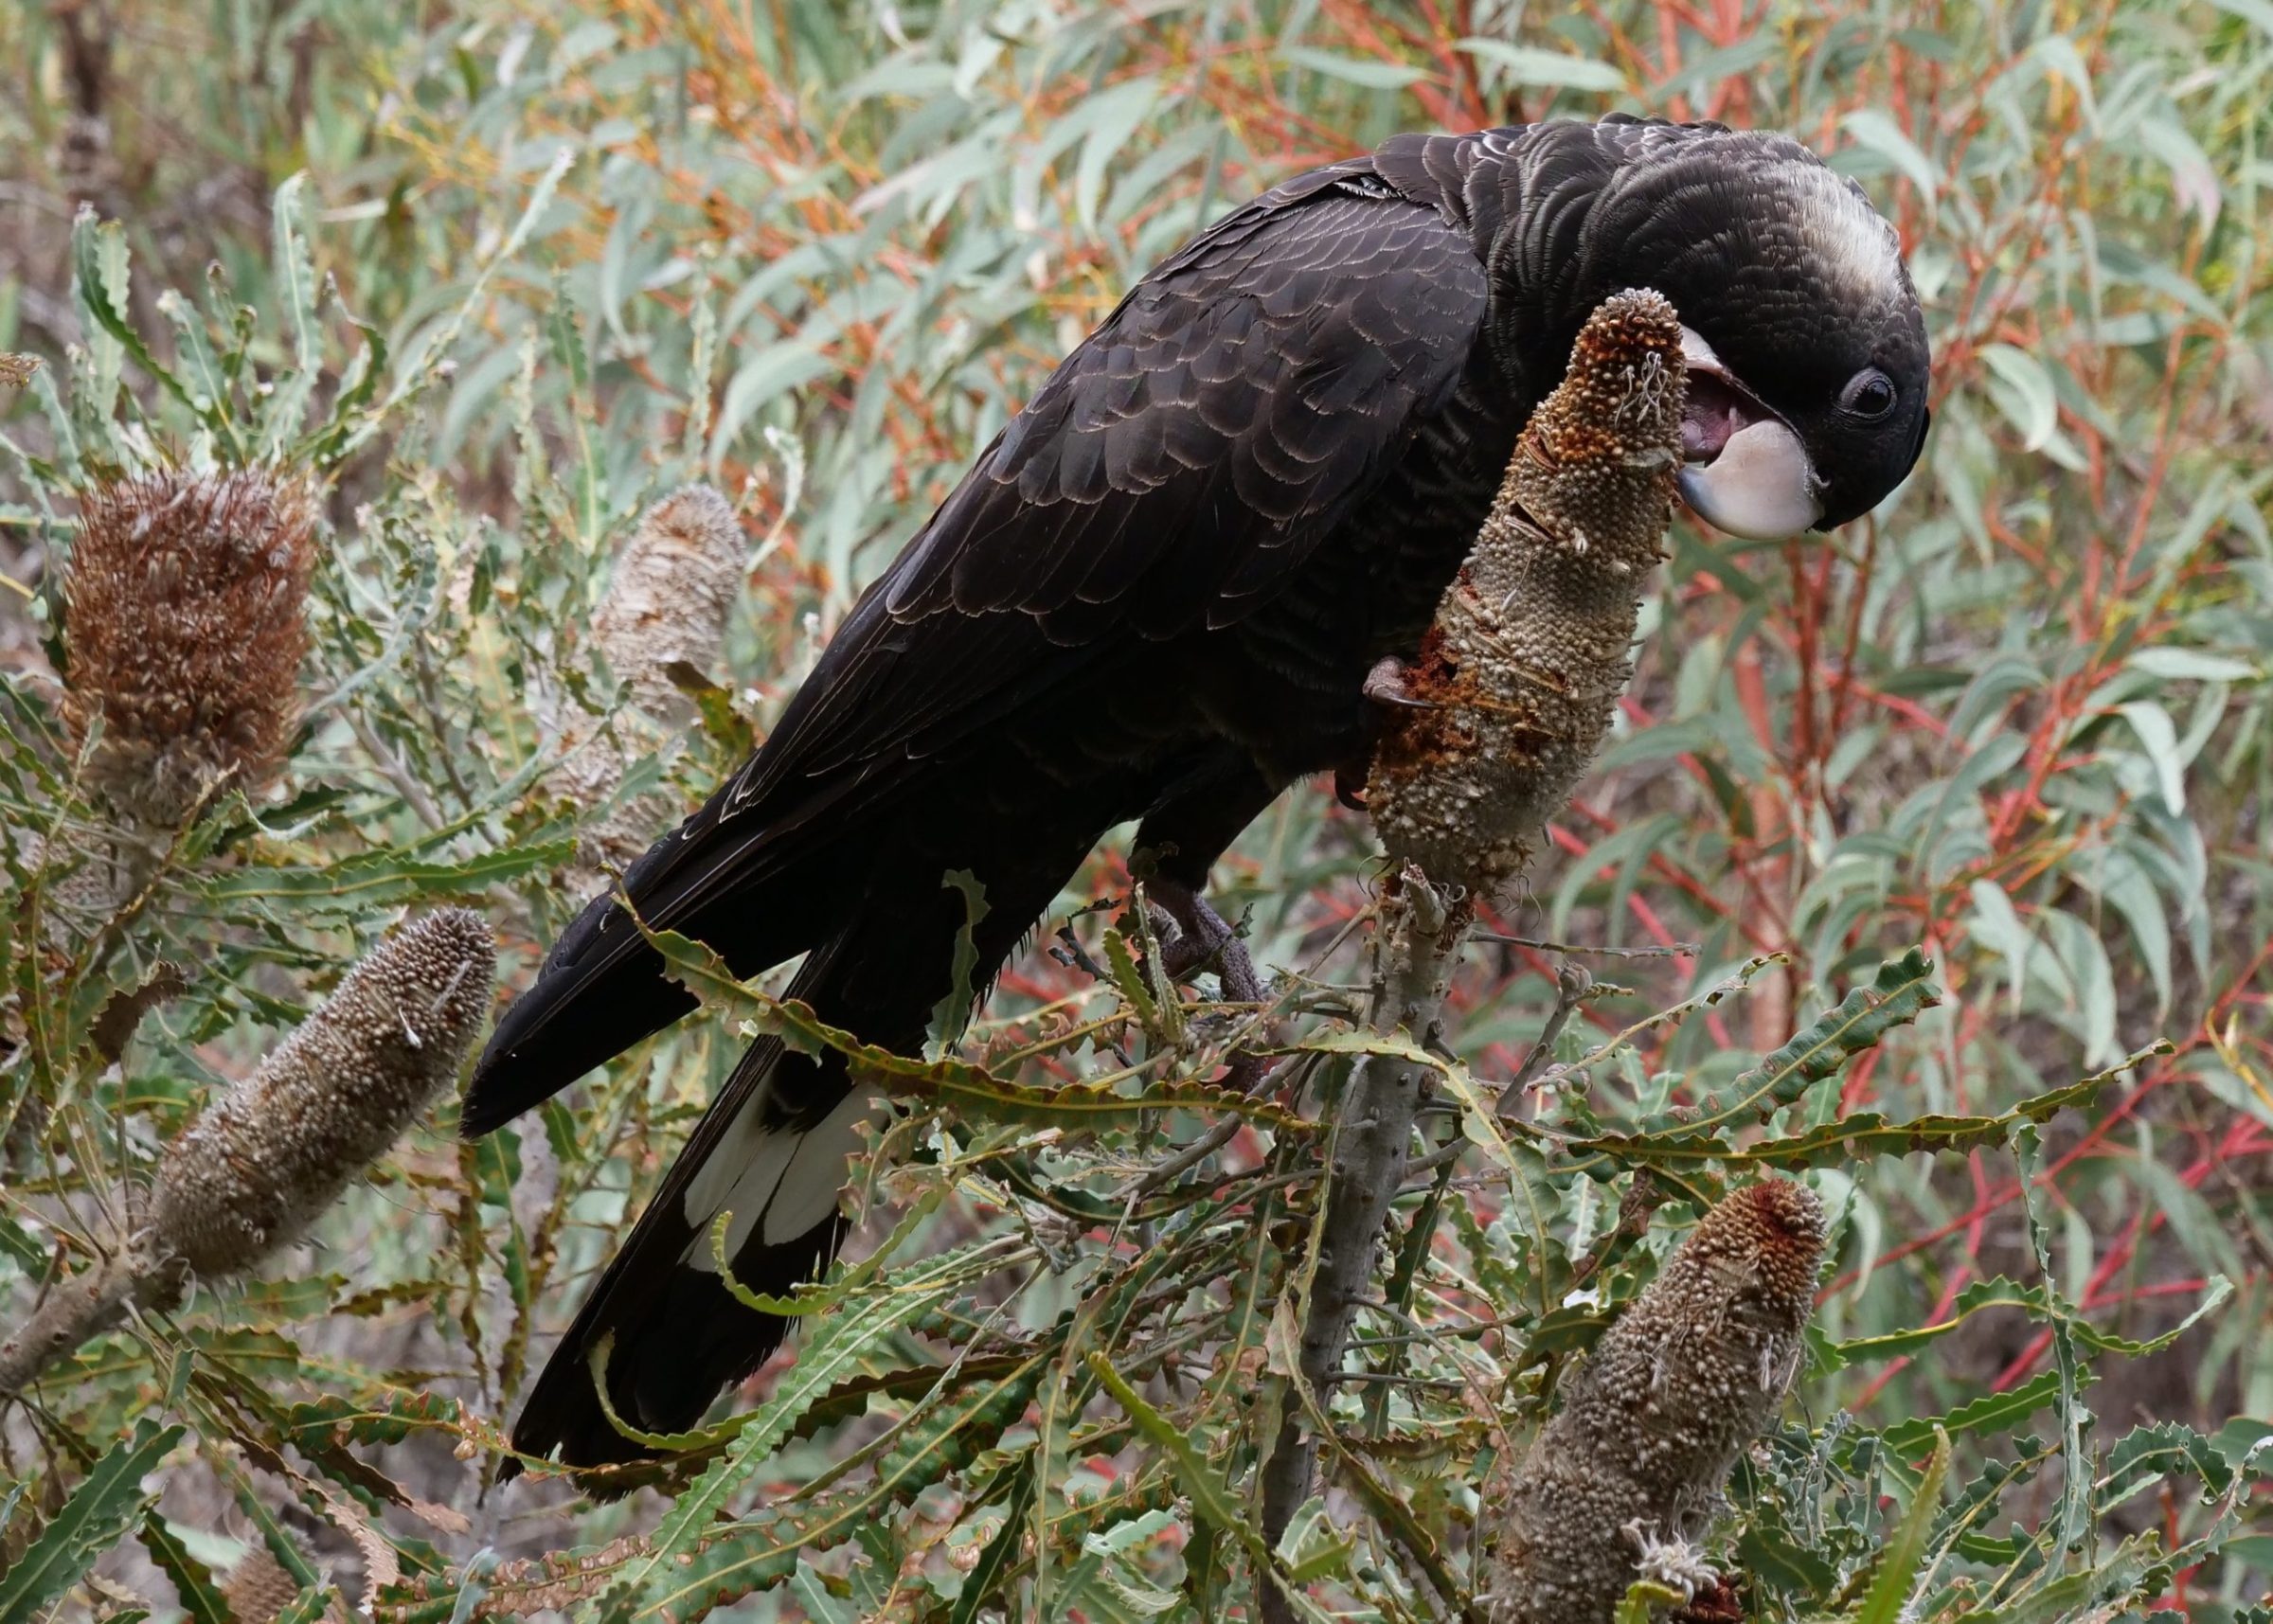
1;0;2270;1619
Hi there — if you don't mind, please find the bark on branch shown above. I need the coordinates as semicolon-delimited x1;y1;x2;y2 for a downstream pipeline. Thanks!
1255;291;1688;1619
1259;867;1471;1604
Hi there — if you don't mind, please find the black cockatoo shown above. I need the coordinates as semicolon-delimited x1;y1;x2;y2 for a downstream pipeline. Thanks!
469;115;1931;1472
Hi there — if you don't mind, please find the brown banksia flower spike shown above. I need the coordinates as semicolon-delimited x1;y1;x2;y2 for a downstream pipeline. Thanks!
1484;1178;1828;1624
221;1531;357;1624
149;908;495;1276
63;465;319;828
223;1545;308;1624
554;484;750;883
0;911;494;1400
1365;288;1685;892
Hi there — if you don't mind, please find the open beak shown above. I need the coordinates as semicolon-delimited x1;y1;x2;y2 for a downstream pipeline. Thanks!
1675;327;1824;540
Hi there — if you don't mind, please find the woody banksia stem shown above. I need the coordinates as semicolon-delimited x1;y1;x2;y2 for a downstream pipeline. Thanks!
1258;869;1468;1615
1258;293;1686;1618
1483;1180;1828;1623
0;910;495;1398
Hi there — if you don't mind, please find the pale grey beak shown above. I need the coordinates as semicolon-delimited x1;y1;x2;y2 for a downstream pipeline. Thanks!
1676;327;1825;541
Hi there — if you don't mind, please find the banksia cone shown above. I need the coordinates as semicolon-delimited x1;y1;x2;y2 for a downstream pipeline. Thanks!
1485;1179;1827;1624
63;466;318;828
149;909;494;1276
1366;290;1685;891
0;912;494;1399
223;1547;307;1624
588;484;747;723
554;485;749;883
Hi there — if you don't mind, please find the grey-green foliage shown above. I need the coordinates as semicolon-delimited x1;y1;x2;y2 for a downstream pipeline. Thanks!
1;0;2270;1620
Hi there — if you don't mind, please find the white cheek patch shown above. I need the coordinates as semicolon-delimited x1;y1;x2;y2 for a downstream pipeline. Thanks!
682;1088;873;1272
1677;419;1824;539
1791;168;1905;306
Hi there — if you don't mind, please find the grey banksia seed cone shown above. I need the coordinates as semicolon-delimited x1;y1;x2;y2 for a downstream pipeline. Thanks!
0;911;495;1399
150;908;495;1276
554;484;750;886
63;466;319;828
1366;289;1685;892
1484;1179;1827;1624
588;484;748;724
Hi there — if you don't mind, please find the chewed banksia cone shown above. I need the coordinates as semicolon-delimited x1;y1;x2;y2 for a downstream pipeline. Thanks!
1366;290;1685;891
63;466;319;827
149;909;495;1276
554;484;750;885
1485;1179;1828;1624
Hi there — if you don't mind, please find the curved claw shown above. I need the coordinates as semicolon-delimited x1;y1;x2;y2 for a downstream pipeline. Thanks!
1362;656;1436;710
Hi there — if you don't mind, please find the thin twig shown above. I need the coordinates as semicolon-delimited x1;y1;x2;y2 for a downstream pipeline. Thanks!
1126;1115;1244;1201
1495;961;1594;1117
347;709;446;830
1469;931;1697;959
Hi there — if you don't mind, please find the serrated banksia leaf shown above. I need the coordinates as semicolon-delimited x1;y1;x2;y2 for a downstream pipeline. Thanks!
1367;289;1684;891
149;909;495;1277
1485;1179;1827;1624
63;466;318;827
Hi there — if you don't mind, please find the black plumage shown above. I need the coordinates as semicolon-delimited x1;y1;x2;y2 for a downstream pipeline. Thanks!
469;116;1931;1472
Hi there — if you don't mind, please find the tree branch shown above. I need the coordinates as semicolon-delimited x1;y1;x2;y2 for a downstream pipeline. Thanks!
1259;866;1472;1619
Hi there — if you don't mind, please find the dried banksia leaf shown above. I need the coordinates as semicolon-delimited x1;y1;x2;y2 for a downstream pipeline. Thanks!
1366;289;1685;891
1484;1179;1827;1624
149;908;495;1276
63;466;319;827
553;484;750;884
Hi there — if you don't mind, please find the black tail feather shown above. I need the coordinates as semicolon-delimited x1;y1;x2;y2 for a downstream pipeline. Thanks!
500;912;933;1477
497;811;1105;1478
463;771;873;1139
499;1014;864;1479
462;892;698;1137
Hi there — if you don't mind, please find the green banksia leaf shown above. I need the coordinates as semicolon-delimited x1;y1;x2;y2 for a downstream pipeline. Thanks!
63;466;319;828
148;909;495;1278
0;1419;183;1621
1367;288;1684;891
1485;1179;1827;1624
